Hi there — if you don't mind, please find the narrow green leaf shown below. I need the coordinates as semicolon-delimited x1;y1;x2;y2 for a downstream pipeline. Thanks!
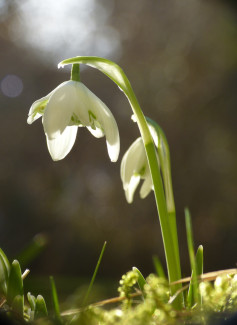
0;254;9;296
7;260;24;306
196;245;203;277
196;245;203;306
0;248;10;295
35;295;48;319
12;295;24;317
187;280;194;307
152;255;166;279
50;276;61;323
187;245;203;307
27;292;36;311
185;208;199;307
82;241;107;306
132;267;146;296
0;248;10;272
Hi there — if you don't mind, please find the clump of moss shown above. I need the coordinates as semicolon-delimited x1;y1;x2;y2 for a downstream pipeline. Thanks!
200;274;237;313
71;271;237;325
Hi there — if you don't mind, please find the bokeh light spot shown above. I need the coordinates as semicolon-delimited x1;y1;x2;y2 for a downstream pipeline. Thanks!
8;0;121;64
1;74;23;98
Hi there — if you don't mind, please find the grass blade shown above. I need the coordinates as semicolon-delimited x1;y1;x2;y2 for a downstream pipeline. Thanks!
82;241;107;306
195;245;203;305
187;246;203;307
50;276;61;323
196;245;203;277
185;208;199;307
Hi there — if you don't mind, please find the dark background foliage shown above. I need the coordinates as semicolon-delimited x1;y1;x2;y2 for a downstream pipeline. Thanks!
0;0;236;293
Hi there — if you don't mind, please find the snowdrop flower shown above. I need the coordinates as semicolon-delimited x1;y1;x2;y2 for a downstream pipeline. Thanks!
120;137;154;203
27;80;120;162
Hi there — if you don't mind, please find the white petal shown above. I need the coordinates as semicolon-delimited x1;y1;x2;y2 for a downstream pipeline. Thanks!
27;94;51;124
86;126;104;138
120;138;146;185
27;81;68;125
105;117;120;162
120;149;129;187
46;125;78;161
82;86;120;162
43;81;78;140
125;174;141;203
140;174;153;199
72;82;92;126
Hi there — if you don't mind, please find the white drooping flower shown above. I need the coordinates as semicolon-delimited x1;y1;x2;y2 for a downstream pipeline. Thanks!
27;80;120;162
120;137;154;203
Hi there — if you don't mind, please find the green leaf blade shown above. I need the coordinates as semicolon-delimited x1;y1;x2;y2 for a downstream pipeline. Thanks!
0;254;9;296
50;276;61;323
185;209;200;308
27;292;36;311
132;267;146;297
0;248;10;272
196;245;203;277
12;294;24;317
7;260;24;306
35;295;48;319
195;245;203;306
187;245;203;308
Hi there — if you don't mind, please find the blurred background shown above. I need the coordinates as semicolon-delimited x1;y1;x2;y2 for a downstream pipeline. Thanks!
0;0;236;302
